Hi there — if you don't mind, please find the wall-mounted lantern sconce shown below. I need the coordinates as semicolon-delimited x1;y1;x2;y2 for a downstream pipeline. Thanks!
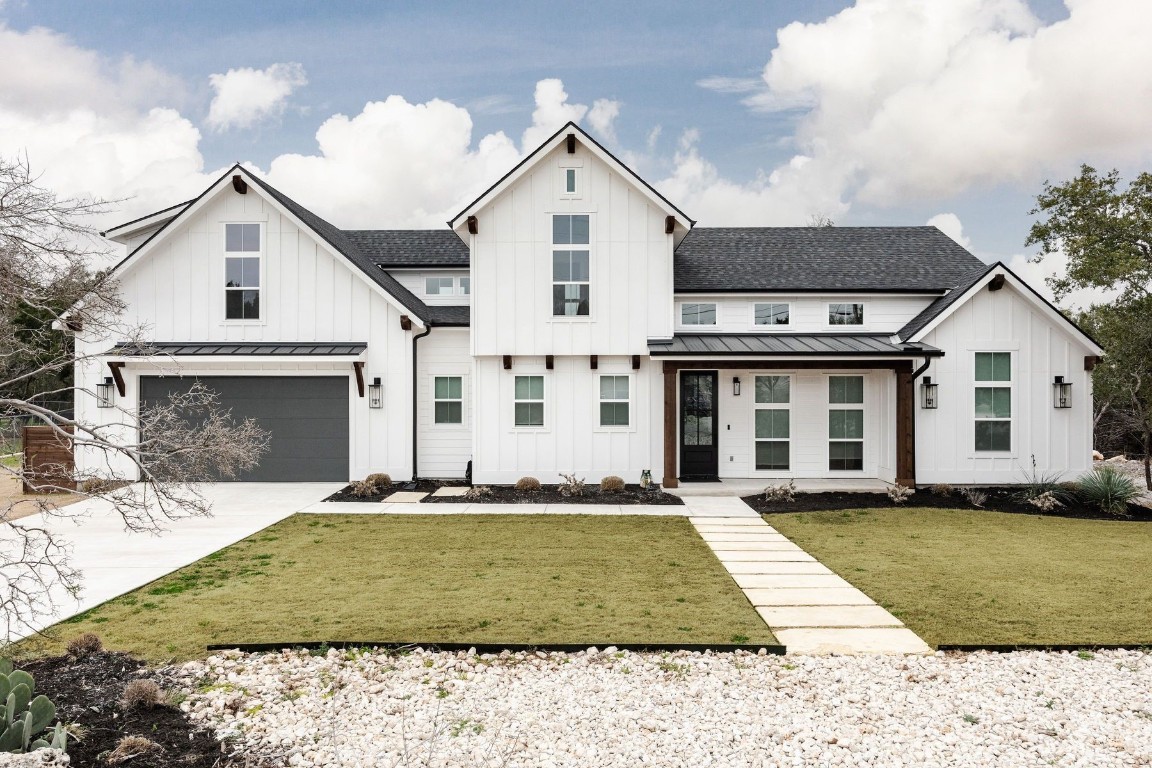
368;377;383;409
97;377;115;408
920;376;938;409
1053;376;1072;409
732;376;741;396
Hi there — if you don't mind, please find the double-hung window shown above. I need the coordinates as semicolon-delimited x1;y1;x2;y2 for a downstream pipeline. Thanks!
828;303;864;326
598;375;630;428
828;375;864;470
754;375;790;470
681;303;717;326
974;352;1011;451
224;223;260;320
514;375;545;427
434;376;463;424
754;303;790;327
552;215;590;316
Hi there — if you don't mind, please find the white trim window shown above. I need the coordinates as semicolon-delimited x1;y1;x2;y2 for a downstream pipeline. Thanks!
828;375;864;470
552;215;590;316
224;223;261;320
514;375;545;427
565;168;578;195
828;302;864;326
598;374;631;428
460;277;470;295
974;352;1011;451
681;302;717;326
754;302;790;327
754;375;790;471
433;376;463;425
426;276;469;296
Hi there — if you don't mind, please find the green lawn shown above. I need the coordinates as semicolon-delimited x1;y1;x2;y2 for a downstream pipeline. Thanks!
27;514;775;662
771;507;1152;647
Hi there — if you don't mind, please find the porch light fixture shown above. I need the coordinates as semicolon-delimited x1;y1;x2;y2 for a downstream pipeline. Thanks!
96;377;115;408
732;376;741;396
1053;376;1072;409
920;376;938;409
368;377;383;409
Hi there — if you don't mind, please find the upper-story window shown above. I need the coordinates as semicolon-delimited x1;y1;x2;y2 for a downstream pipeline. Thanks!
426;276;469;296
552;214;590;316
828;302;864;326
224;223;260;320
565;168;578;195
754;303;790;327
681;303;717;325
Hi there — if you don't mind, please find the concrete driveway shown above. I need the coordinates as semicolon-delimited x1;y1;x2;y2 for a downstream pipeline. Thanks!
9;482;343;641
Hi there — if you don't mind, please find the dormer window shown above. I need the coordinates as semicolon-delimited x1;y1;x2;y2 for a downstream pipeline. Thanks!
681;303;717;326
224;223;260;320
552;214;590;316
828;302;864;326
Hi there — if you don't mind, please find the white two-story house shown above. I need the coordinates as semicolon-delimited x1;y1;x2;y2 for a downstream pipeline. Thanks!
76;122;1103;488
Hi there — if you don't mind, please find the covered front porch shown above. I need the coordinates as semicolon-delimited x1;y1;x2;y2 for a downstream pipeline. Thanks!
650;334;943;489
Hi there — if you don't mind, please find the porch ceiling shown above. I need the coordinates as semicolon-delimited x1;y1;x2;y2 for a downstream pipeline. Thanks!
648;333;941;358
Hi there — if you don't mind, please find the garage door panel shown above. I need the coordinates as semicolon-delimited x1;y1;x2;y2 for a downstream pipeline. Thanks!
139;375;349;482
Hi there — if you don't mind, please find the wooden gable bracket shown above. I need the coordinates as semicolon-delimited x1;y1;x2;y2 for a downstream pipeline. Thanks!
399;315;412;331
545;355;554;370
353;361;366;397
665;216;675;235
502;355;512;370
566;134;576;154
988;274;1005;291
467;215;478;235
589;355;598;370
1085;355;1102;371
106;362;126;397
232;175;248;194
631;355;641;371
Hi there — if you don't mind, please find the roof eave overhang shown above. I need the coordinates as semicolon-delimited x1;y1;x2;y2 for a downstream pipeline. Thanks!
647;351;945;360
106;353;368;364
674;287;950;295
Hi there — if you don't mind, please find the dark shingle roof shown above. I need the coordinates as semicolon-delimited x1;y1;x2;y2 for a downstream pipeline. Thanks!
897;264;995;341
426;306;470;326
648;334;942;357
673;227;986;293
111;342;367;356
345;230;469;267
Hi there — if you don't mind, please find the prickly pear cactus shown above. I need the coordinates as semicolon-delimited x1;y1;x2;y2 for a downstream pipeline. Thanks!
0;660;66;754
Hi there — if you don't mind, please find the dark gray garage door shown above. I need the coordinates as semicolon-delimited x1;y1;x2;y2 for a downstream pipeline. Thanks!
139;376;349;481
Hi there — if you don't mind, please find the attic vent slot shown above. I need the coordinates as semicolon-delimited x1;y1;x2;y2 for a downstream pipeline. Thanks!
232;175;247;194
566;134;576;154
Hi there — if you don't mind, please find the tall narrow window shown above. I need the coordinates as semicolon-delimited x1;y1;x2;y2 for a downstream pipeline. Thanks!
828;303;864;325
754;303;790;326
828;375;864;470
514;375;545;427
974;352;1011;451
434;376;463;424
681;303;717;326
224;223;260;320
459;277;471;295
755;375;790;470
552;215;590;316
565;168;577;194
598;375;630;427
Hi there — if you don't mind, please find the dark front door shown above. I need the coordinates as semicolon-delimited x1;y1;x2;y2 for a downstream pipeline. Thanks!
680;371;719;481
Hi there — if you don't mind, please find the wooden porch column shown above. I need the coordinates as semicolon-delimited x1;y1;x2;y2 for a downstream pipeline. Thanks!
895;369;916;486
662;365;678;488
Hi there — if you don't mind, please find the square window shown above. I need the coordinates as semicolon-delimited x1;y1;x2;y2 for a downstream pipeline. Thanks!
553;283;590;316
755;409;790;440
975;352;1012;381
829;442;864;471
755;376;790;404
828;303;864;325
975;421;1011;451
515;402;544;427
829;410;864;440
225;290;260;320
754;303;790;326
829;376;864;404
681;303;717;325
599;402;629;426
755;441;789;471
975;387;1011;418
225;223;260;252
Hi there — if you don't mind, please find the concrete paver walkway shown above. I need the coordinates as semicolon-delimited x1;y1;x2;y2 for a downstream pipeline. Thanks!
687;505;931;655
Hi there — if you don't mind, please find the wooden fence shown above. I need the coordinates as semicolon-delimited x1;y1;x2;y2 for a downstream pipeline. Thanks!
21;425;75;493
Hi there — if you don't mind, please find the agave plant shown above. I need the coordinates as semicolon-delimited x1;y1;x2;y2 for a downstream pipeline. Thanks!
0;660;68;753
1077;466;1142;517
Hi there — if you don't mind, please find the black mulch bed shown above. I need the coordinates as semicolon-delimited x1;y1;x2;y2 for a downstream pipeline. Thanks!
422;483;685;506
324;478;465;503
20;650;233;768
742;487;1151;521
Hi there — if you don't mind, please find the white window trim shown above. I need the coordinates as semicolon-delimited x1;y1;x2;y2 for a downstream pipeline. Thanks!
678;301;718;327
594;372;636;433
551;214;592;321
825;301;866;330
827;374;865;472
971;351;1015;457
558;157;584;200
753;374;791;473
751;301;792;331
512;372;549;432
222;222;265;326
431;375;466;428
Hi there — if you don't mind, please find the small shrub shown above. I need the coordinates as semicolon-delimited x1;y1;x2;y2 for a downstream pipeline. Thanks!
65;632;102;658
959;487;988;508
1028;491;1063;512
600;475;626;493
106;736;161;764
1077;465;1141;517
464;485;493;499
763;480;796;503
78;477;117;495
558;473;587;497
118;679;165;711
365;473;392;491
887;483;914;504
514;476;541;491
348;479;376;498
929;483;954;496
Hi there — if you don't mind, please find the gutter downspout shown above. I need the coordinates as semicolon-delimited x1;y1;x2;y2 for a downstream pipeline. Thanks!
910;357;933;381
411;323;433;483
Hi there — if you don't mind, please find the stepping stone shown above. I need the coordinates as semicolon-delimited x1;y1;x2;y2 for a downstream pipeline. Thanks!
689;517;767;526
757;605;902;628
431;487;469;497
743;587;875;607
728;562;834;576
696;529;785;538
711;544;811;557
734;573;854;590
384;491;428;503
722;554;817;569
775;627;932;655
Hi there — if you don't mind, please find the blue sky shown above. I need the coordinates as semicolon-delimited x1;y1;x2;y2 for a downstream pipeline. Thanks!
1;0;1147;306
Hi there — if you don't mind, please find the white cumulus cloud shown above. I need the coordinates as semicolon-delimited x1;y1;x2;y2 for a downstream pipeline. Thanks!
926;213;971;249
206;63;308;132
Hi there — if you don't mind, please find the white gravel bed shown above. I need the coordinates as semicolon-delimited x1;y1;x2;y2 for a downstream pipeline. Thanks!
1095;458;1152;507
178;647;1152;768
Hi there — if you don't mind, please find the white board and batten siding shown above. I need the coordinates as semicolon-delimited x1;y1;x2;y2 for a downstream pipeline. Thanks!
76;187;416;482
915;281;1095;484
673;294;935;334
416;329;472;478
